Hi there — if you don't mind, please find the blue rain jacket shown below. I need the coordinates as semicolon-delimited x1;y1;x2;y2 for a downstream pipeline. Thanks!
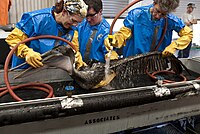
77;18;110;63
12;7;74;68
123;4;185;57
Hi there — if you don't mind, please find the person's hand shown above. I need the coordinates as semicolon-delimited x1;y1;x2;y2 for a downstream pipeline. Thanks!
75;51;87;70
25;48;43;68
104;35;115;51
104;27;132;50
162;42;177;57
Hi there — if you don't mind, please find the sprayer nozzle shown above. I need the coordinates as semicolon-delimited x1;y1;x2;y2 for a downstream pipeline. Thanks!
108;34;113;44
108;34;113;39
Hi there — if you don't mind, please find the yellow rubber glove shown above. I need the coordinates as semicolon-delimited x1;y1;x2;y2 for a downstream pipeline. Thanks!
71;30;79;52
6;27;29;57
104;26;132;49
75;51;87;70
6;27;43;68
71;30;87;70
162;26;193;56
23;47;43;68
162;42;177;56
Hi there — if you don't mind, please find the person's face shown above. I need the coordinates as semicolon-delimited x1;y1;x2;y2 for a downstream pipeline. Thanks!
86;8;102;26
151;4;167;20
187;7;194;14
61;10;83;29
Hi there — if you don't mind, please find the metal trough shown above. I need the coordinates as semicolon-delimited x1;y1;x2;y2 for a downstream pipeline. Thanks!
0;57;200;134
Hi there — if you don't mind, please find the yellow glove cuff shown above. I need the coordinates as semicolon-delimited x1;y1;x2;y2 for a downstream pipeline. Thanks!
179;26;193;37
114;26;132;48
174;26;193;50
71;30;79;52
5;27;28;58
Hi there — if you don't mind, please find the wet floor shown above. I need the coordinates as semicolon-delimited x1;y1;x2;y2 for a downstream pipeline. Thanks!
175;47;200;58
189;48;200;58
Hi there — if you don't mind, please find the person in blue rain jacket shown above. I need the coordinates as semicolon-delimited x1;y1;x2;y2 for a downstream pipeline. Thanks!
105;0;193;58
6;0;88;69
73;0;118;70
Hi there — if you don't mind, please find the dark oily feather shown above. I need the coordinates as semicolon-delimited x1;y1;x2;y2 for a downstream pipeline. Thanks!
71;51;189;89
42;45;75;64
72;63;107;89
14;45;75;78
106;52;190;89
14;46;189;90
41;45;75;75
109;51;183;74
14;45;107;89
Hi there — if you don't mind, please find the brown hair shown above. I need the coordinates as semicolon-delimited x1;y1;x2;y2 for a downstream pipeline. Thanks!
154;0;180;13
54;0;64;13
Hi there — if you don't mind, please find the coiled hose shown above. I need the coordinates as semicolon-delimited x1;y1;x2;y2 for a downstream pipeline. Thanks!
2;35;77;101
146;70;187;84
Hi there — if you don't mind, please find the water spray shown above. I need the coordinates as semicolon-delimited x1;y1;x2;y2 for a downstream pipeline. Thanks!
105;0;143;77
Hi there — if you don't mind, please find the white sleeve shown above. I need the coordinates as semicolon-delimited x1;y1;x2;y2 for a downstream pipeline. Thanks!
182;13;189;23
192;14;196;20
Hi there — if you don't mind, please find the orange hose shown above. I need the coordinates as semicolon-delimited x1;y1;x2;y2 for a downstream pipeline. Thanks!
109;0;142;35
154;18;168;51
109;0;167;52
2;35;76;101
146;70;187;84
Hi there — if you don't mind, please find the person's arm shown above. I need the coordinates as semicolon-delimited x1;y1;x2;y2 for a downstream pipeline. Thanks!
185;21;192;26
105;8;137;50
190;19;197;24
71;30;87;70
5;27;43;68
182;14;191;26
162;26;193;56
104;35;118;60
104;26;132;49
182;14;197;26
191;14;197;24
